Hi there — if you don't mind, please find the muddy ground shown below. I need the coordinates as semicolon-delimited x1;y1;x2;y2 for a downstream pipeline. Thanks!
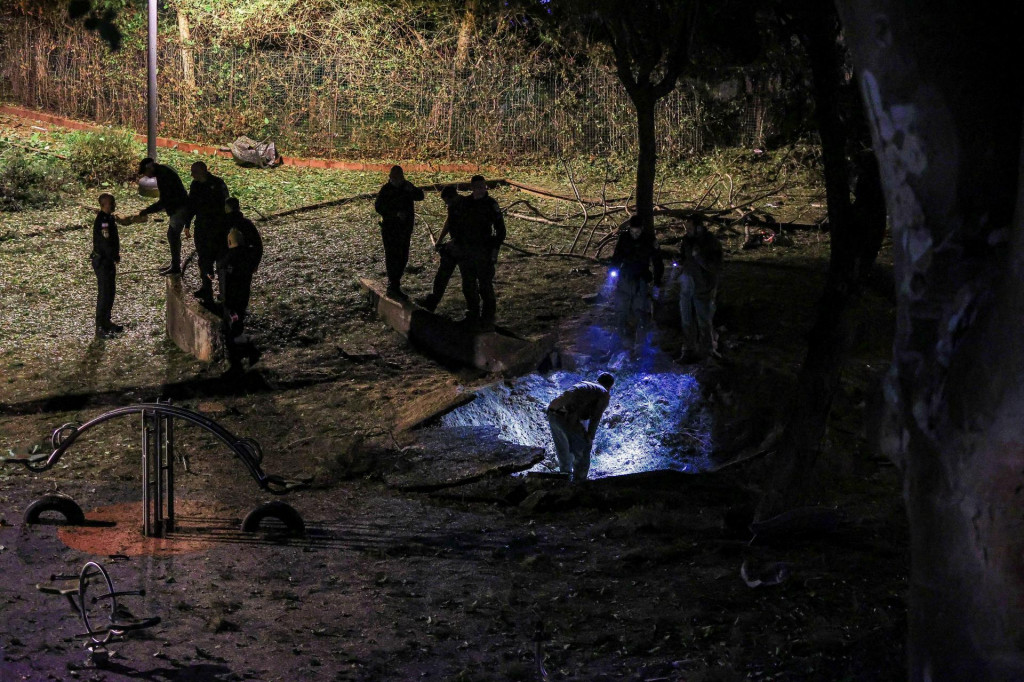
0;117;904;681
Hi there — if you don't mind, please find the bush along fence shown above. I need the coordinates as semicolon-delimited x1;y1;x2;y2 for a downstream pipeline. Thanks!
0;17;792;164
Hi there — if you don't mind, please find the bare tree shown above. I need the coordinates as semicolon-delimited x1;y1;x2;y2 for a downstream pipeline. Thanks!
550;0;699;229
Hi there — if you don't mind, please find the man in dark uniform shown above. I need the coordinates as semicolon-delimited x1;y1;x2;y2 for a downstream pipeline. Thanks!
373;165;424;300
225;197;263;272
610;214;664;345
458;175;506;331
217;228;260;376
416;185;464;312
136;157;190;275
187;161;230;301
546;372;615;482
91;193;123;337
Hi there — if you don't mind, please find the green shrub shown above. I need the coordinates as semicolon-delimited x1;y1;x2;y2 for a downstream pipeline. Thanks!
66;129;138;186
0;149;68;212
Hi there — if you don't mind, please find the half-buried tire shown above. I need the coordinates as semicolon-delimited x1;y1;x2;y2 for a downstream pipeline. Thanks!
24;494;86;525
241;501;304;536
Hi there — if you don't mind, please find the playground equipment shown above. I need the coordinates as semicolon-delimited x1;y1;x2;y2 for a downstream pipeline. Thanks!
37;559;160;666
2;402;306;536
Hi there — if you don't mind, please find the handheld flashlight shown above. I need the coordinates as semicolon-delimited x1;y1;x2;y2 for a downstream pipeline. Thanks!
609;269;619;278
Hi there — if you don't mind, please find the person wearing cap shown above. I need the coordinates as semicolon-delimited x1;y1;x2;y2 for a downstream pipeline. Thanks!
458;175;506;331
610;214;664;346
187;160;230;302
417;185;465;312
135;157;191;275
374;165;424;300
546;372;615;482
676;216;723;362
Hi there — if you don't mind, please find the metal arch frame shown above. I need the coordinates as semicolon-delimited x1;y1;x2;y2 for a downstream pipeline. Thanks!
8;403;290;493
3;403;300;538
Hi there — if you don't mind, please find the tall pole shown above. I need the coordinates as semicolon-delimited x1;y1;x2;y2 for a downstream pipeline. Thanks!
147;0;158;160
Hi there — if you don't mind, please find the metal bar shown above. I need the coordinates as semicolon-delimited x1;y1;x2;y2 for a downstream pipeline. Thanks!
153;412;163;537
140;411;150;537
9;403;298;494
165;416;175;532
147;0;158;160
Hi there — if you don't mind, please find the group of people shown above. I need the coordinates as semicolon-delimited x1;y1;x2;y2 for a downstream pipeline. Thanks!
374;166;506;331
549;216;722;482
90;157;263;375
90;157;722;479
371;164;722;482
610;213;723;362
374;164;721;359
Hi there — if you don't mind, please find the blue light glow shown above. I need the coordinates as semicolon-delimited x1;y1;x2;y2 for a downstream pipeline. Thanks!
609;269;618;278
441;355;712;478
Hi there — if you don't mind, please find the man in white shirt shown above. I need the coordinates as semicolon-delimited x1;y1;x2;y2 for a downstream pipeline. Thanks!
545;373;615;482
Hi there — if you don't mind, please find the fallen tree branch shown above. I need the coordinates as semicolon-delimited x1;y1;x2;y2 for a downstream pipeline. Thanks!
505;179;628;207
563;158;590;254
502;241;600;262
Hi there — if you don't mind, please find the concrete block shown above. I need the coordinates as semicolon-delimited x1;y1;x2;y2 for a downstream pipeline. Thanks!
360;277;554;374
165;275;223;362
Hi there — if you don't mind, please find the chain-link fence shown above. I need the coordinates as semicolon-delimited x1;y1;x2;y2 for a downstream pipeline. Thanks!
1;20;782;162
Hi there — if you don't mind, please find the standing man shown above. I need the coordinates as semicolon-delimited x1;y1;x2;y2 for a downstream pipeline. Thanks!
610;214;664;347
136;157;190;275
91;193;124;337
225;197;263;272
459;175;506;331
676;217;723;363
417;185;464;312
374;165;424;300
217;228;260;376
187;161;230;301
546;372;615;482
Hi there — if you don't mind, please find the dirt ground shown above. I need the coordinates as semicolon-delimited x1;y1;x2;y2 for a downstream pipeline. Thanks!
0;117;905;681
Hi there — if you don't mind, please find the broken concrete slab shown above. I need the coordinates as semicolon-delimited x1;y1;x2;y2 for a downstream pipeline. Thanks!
166;275;223;362
384;425;544;492
394;381;477;432
360;277;554;374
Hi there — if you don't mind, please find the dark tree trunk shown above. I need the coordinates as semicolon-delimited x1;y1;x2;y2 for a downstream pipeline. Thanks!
838;2;1024;679
757;2;885;519
632;91;657;229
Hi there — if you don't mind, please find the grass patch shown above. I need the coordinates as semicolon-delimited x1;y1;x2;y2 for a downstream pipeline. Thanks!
0;148;69;211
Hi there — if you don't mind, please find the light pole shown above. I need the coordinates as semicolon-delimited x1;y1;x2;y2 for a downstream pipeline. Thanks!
147;0;157;160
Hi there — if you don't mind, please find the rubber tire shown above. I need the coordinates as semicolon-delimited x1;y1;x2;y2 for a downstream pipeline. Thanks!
24;494;86;525
240;501;304;536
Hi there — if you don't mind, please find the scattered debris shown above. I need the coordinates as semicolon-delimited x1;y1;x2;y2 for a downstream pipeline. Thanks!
230;136;282;168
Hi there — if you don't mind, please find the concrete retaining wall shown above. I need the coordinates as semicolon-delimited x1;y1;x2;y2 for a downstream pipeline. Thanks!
165;275;223;362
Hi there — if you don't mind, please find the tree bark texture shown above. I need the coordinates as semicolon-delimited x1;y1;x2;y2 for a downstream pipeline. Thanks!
756;2;885;520
838;2;1024;679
